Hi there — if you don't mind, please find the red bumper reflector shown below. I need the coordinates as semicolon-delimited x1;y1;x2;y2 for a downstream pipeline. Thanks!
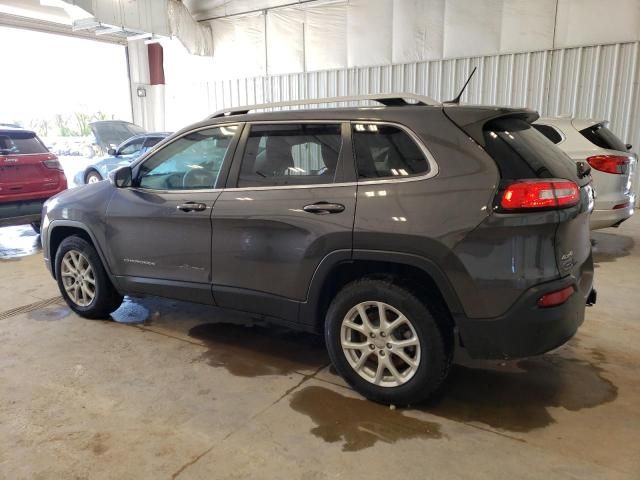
537;285;575;308
613;201;631;210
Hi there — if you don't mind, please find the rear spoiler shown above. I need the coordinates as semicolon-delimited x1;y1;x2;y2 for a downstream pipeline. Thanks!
443;106;539;147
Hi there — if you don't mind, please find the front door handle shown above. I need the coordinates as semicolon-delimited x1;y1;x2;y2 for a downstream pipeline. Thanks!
303;202;345;214
177;202;207;212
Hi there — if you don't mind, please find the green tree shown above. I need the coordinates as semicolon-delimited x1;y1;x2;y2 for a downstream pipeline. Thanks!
74;112;92;136
55;114;75;137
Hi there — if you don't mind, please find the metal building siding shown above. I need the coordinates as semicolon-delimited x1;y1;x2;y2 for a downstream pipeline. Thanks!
203;41;639;156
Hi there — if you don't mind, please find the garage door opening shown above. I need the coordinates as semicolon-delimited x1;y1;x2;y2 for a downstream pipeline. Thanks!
0;26;132;183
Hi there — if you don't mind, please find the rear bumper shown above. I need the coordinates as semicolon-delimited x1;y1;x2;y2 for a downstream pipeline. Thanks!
590;205;634;229
0;199;46;227
456;256;594;359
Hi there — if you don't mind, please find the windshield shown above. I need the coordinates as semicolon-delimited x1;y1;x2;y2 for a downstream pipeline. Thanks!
0;131;48;155
90;121;146;149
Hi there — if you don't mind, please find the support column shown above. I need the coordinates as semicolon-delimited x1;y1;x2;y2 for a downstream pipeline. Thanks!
147;43;165;132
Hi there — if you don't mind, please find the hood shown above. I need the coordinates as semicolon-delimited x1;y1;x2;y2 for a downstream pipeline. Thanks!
89;121;146;150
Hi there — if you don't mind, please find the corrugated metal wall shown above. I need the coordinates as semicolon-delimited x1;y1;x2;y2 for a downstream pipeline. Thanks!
203;41;639;147
165;40;640;199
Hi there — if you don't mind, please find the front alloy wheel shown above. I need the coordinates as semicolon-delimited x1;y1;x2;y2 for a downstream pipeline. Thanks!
341;301;421;387
55;235;123;318
60;250;96;306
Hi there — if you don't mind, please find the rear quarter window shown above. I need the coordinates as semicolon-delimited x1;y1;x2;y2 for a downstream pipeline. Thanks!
532;124;563;144
353;124;429;179
579;124;627;152
0;131;48;155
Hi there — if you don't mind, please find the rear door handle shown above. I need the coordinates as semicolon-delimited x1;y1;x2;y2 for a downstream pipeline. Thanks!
177;202;207;212
303;202;345;214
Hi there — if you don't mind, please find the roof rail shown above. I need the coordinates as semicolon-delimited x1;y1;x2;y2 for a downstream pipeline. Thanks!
209;93;440;118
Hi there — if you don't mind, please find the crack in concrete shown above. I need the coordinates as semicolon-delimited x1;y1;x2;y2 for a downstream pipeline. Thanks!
170;363;328;479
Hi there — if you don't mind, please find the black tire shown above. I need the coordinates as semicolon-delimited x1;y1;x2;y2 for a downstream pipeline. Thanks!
325;278;452;406
55;235;123;319
85;170;102;184
30;221;41;234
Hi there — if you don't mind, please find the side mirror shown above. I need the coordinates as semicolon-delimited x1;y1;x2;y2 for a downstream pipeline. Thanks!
111;166;132;188
107;148;117;156
626;143;632;151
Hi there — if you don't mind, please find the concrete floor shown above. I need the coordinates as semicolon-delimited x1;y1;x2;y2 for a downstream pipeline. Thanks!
0;216;639;480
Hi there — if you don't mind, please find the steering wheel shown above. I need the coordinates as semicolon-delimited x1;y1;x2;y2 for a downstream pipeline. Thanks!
182;165;215;189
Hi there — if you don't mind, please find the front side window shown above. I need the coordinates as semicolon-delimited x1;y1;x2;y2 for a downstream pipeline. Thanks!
138;126;238;190
352;124;429;179
119;138;145;156
238;124;342;187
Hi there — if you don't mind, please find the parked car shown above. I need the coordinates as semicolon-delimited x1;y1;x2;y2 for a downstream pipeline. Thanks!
41;94;596;405
534;117;636;229
80;132;171;184
89;120;146;158
0;126;67;233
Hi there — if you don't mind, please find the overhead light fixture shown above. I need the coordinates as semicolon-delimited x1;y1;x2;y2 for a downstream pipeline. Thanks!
127;32;153;42
95;25;124;36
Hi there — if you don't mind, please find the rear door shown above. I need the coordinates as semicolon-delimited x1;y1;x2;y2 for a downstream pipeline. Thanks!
0;130;62;202
210;122;356;324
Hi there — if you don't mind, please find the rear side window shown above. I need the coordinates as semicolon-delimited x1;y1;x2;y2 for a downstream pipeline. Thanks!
353;124;429;179
238;124;342;187
0;131;48;155
483;119;576;180
579;124;627;151
532;124;563;144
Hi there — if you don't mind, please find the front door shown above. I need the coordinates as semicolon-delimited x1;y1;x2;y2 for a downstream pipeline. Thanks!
105;125;241;303
211;122;356;322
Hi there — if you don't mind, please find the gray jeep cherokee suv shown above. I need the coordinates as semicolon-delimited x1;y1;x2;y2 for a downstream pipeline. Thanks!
41;94;596;405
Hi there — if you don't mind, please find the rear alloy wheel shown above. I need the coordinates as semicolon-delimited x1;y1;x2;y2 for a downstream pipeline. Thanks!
340;301;421;387
325;278;452;405
55;236;123;318
85;171;102;184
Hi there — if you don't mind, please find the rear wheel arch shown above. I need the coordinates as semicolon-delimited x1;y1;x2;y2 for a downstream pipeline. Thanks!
305;251;461;338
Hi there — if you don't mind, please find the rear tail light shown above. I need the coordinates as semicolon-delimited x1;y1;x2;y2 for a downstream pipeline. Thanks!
500;180;580;211
43;158;63;171
586;155;629;174
538;285;575;308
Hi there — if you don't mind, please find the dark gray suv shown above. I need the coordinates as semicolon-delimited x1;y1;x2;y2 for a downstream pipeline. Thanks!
41;94;596;405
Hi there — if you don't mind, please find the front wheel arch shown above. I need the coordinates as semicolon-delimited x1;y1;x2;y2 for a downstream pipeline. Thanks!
48;224;110;281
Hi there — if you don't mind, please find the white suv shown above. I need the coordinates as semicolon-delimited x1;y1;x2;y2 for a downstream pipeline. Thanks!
534;117;636;229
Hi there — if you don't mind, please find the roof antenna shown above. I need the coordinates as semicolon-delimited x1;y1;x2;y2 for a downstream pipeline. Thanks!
445;67;477;104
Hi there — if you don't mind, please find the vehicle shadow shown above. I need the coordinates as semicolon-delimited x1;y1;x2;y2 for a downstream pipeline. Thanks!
424;352;617;432
592;231;634;264
110;296;618;440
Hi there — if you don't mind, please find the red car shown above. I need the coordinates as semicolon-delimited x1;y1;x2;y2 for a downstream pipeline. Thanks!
0;126;67;233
